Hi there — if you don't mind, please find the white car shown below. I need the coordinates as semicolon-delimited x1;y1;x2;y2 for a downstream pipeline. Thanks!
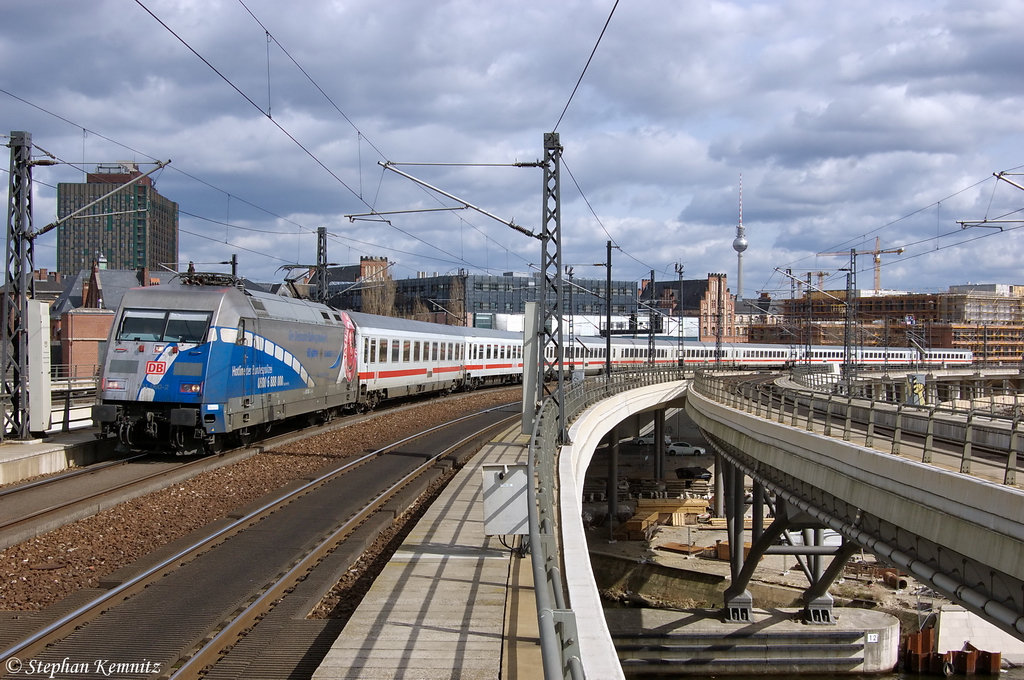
632;434;671;446
667;441;706;456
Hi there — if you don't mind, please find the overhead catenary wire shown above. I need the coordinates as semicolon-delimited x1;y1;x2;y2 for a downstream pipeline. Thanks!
1;9;525;279
553;0;620;132
137;0;533;277
770;169;1024;294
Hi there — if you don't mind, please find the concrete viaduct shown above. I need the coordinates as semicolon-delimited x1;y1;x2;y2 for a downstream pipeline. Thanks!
539;367;1024;678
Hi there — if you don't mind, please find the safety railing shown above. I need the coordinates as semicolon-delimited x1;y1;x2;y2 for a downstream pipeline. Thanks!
528;364;687;679
692;370;1022;486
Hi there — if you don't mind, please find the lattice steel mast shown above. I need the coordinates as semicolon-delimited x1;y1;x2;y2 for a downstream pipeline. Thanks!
2;132;34;439
3;132;168;439
538;132;567;440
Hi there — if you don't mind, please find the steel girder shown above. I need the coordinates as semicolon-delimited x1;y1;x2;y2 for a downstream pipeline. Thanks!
705;430;1024;640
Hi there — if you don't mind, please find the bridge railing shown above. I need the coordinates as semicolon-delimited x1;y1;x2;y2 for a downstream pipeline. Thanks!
692;370;1022;486
528;364;687;680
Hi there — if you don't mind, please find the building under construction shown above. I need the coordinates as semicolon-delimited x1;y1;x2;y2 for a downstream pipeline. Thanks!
747;287;1024;363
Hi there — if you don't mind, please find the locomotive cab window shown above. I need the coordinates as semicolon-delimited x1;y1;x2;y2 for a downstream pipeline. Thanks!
118;309;212;344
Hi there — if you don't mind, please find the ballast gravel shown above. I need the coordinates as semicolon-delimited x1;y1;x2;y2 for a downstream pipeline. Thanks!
0;391;515;611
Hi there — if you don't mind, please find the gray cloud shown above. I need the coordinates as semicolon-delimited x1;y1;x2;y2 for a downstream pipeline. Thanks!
3;0;1023;298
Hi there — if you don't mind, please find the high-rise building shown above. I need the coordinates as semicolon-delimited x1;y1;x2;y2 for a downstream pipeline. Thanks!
56;163;178;277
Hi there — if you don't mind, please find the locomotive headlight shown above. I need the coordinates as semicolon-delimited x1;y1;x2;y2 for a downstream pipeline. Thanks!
104;378;126;390
180;382;202;393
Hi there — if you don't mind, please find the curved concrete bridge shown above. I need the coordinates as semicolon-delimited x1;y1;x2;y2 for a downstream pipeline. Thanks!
543;368;1024;678
684;373;1024;638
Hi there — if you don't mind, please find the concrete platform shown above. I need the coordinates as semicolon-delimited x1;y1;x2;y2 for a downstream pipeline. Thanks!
312;426;543;680
0;429;117;485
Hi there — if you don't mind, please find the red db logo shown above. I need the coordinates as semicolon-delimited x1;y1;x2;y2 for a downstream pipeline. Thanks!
146;361;167;375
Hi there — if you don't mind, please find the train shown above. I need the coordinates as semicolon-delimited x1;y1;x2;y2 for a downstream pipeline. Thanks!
91;274;973;454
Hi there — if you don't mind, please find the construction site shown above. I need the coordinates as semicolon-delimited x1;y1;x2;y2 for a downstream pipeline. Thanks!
740;238;1024;363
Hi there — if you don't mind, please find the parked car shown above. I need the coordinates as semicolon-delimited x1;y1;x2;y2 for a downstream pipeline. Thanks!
667;441;706;456
632;434;671;446
674;466;712;481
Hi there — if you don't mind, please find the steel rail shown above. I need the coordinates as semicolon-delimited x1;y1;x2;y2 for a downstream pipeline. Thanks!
169;409;519;679
0;402;517;663
0;453;147;498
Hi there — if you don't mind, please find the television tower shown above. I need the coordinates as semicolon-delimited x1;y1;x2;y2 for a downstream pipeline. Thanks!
732;174;748;299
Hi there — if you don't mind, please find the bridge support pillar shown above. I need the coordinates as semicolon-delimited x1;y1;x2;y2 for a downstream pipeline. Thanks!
724;589;754;623
800;539;859;624
805;593;835;624
654;409;665;480
606;425;619;541
722;460;754;622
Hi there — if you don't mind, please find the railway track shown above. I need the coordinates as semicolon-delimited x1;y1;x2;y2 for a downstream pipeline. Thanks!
0;389;512;552
0;403;519;680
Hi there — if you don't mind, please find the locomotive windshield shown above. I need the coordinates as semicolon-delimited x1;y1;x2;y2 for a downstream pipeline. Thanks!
118;309;212;343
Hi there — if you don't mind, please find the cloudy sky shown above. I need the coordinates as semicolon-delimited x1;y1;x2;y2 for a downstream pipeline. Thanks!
3;0;1024;299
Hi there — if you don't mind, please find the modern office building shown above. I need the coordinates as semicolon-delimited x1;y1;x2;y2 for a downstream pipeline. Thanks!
56;163;178;277
393;272;639;329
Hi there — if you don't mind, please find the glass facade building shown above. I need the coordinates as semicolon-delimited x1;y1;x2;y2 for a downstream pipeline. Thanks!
56;164;178;277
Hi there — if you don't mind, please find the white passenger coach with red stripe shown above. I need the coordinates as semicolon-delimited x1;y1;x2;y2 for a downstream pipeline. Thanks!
346;311;524;409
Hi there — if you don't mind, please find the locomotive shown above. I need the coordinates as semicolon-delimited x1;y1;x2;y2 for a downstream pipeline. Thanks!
92;274;973;454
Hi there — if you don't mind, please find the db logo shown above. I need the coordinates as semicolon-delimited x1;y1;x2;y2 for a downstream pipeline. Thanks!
146;361;167;375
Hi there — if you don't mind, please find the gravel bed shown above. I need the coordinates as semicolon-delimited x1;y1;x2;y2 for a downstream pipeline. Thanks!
0;390;516;611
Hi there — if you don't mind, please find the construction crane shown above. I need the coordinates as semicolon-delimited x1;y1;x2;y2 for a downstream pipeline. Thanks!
818;237;904;292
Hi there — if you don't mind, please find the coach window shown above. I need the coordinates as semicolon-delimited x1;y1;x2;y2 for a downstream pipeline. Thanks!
392;340;400;362
379;338;388;363
369;338;377;363
403;340;411;362
414;341;421;362
363;338;370;363
432;342;439;361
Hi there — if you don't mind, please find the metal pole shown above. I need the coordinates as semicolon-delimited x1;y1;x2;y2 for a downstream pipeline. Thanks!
607;425;618;541
605;241;612;380
648;269;656;365
715;273;724;366
315;227;328;304
675;262;684;369
3;131;33;439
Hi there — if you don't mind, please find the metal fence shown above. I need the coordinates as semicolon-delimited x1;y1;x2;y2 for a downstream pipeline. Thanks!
692;370;1022;486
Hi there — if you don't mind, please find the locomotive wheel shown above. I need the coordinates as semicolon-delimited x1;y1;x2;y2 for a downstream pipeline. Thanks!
204;435;225;455
237;428;253;447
